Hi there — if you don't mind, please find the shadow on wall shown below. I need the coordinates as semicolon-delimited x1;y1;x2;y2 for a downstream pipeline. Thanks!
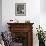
40;0;46;14
0;0;2;32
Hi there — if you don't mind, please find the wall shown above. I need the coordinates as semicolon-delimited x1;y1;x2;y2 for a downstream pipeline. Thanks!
0;0;2;32
40;0;46;14
40;1;46;45
2;0;40;46
2;0;46;46
2;0;40;30
40;0;46;32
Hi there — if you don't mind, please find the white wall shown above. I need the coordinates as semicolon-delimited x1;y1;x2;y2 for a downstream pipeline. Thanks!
2;0;40;46
40;0;46;31
2;0;46;46
0;0;2;32
40;0;46;14
2;0;40;30
2;0;46;45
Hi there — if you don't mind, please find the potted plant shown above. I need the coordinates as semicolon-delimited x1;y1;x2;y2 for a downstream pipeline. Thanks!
36;25;45;46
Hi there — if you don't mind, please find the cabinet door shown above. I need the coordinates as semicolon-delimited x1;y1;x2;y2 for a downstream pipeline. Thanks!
11;32;28;46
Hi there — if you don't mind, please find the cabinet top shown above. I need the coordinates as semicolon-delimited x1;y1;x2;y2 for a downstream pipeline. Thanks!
7;23;34;25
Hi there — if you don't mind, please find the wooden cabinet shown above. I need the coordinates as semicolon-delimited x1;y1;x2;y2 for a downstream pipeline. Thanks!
7;23;34;46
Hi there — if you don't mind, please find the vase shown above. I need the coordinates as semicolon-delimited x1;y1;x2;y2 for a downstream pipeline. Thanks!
39;40;45;46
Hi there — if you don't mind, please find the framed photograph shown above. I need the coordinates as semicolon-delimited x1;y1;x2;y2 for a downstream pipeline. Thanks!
15;3;26;16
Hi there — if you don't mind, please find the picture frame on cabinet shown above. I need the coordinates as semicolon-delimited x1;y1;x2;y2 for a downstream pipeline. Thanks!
15;3;26;16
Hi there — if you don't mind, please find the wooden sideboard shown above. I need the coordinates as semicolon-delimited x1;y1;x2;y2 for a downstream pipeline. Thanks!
7;23;34;46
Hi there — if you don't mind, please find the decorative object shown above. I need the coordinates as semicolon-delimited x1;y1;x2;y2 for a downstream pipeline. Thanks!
1;31;12;46
8;19;19;23
36;25;45;46
15;3;26;16
10;20;13;21
25;20;30;23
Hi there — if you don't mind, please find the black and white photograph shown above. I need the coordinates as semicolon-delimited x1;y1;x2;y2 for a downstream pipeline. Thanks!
15;3;26;16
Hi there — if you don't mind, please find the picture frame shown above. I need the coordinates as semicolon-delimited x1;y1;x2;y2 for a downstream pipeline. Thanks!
15;3;26;16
